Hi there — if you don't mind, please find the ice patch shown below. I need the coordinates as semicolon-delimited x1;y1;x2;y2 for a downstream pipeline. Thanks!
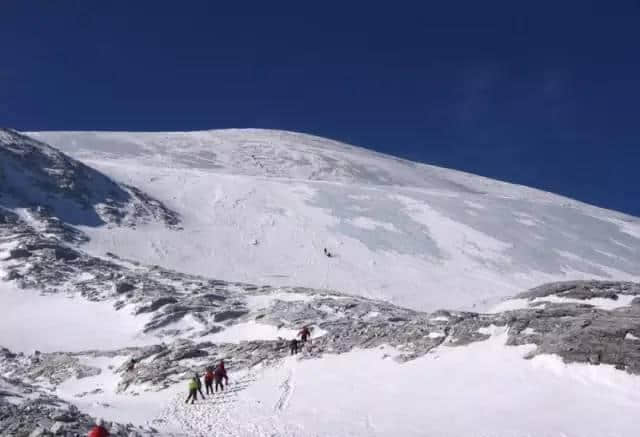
348;216;399;232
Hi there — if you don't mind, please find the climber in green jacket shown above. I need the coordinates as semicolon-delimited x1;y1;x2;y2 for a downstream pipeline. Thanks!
185;377;198;404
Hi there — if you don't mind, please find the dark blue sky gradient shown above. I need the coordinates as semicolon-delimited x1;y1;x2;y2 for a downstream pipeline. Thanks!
2;1;639;215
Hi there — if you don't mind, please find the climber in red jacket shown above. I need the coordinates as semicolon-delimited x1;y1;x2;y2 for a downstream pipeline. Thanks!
88;419;109;437
204;367;215;395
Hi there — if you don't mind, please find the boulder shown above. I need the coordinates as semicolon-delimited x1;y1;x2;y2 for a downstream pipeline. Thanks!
50;412;76;422
114;281;135;294
214;310;248;322
8;247;31;259
53;246;79;261
136;297;178;314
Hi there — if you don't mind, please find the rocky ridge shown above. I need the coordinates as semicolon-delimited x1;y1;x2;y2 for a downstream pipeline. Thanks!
0;128;179;229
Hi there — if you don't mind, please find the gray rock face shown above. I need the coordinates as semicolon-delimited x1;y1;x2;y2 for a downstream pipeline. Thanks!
136;297;178;314
0;374;152;436
502;281;640;372
214;310;249;322
115;281;136;294
7;247;31;259
0;128;180;228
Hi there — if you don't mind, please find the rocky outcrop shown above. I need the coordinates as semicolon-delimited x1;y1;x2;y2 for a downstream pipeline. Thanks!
0;373;155;436
0;128;180;228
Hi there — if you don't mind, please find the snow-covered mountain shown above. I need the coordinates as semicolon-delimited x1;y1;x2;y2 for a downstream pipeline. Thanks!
2;129;640;437
29;129;640;311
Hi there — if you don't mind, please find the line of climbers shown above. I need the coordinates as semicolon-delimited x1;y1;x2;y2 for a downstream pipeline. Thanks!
87;326;315;434
289;325;312;355
186;360;229;404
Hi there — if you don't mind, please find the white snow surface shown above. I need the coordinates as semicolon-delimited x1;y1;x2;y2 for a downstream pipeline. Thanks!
5;129;640;436
28;129;640;312
153;329;640;437
200;321;299;344
489;293;637;313
0;284;153;353
6;299;640;437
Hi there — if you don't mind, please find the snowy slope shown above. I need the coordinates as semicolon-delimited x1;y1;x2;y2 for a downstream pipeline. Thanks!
2;127;640;436
29;129;640;311
160;331;640;437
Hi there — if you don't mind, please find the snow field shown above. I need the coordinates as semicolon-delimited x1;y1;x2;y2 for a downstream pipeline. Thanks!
6;128;639;436
155;328;640;437
67;161;638;313
0;284;154;353
55;355;182;429
29;129;640;313
489;293;637;313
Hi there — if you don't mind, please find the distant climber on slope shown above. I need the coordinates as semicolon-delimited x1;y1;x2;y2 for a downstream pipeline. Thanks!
290;338;299;355
88;418;109;437
185;377;199;404
214;360;229;392
126;357;137;372
323;248;333;258
299;326;312;344
204;367;215;395
194;372;205;399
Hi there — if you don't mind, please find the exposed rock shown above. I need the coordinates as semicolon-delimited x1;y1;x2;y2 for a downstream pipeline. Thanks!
8;247;31;259
136;297;178;314
0;128;181;229
115;281;136;294
214;310;249;322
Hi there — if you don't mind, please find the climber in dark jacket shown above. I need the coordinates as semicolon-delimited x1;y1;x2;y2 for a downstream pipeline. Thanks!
214;360;229;392
126;358;137;372
290;338;299;355
194;372;205;399
299;326;312;343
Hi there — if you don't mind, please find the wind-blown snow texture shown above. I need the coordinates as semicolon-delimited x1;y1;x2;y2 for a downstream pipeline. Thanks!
31;129;640;311
2;129;640;437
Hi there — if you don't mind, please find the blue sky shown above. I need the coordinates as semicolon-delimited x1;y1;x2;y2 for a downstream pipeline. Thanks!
2;1;639;216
